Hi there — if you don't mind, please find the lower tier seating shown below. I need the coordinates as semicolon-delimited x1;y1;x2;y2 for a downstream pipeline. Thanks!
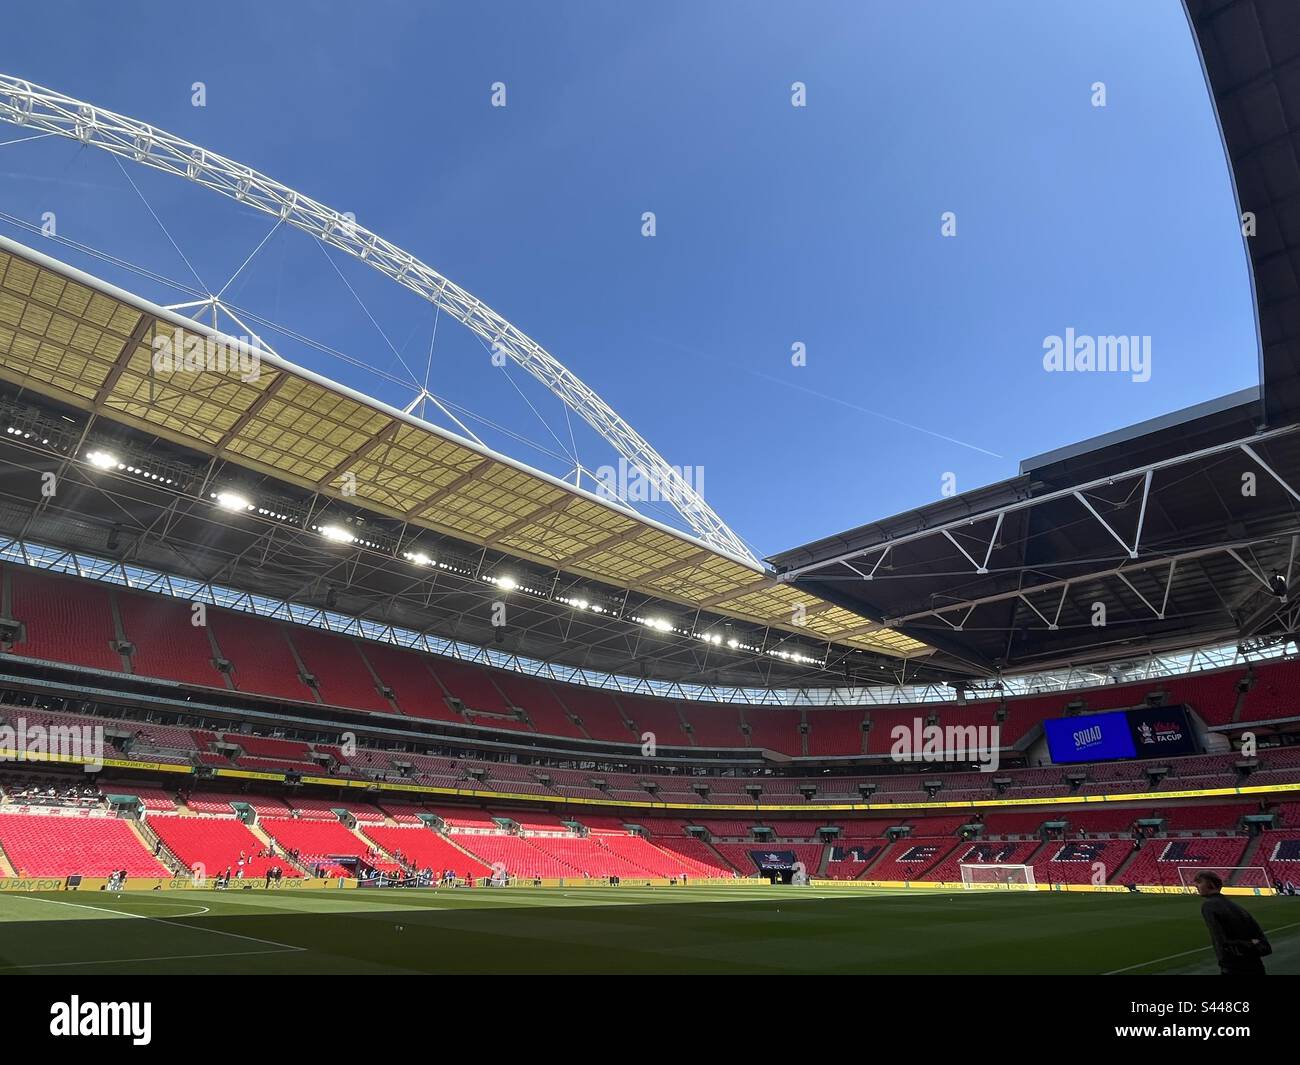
1117;836;1251;888
0;812;167;877
149;815;301;878
361;825;493;877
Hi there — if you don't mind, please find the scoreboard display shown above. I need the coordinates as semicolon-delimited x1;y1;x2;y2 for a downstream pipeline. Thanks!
1044;704;1198;764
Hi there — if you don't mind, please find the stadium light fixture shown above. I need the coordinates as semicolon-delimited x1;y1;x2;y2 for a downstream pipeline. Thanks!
213;490;253;512
85;449;119;470
403;550;434;567
318;524;356;544
496;575;518;592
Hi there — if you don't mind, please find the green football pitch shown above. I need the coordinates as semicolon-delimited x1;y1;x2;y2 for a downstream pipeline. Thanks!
0;885;1295;975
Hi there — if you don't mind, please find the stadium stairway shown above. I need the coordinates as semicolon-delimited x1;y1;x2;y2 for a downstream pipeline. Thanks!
437;828;501;870
1234;833;1269;883
1019;838;1053;874
127;817;186;876
245;819;310;875
856;842;899;881
1229;685;1249;724
700;837;738;874
549;690;595;742
1107;842;1144;884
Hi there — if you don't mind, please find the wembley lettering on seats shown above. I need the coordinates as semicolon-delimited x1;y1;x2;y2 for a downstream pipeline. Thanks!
49;997;151;1045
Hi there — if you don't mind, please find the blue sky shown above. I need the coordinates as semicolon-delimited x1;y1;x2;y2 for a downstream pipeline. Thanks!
0;0;1257;559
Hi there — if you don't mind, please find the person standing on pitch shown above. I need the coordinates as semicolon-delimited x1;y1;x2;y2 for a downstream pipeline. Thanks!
1193;871;1271;975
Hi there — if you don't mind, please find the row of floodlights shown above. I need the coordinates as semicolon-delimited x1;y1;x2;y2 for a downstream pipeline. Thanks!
85;448;180;486
5;426;50;445
81;447;825;667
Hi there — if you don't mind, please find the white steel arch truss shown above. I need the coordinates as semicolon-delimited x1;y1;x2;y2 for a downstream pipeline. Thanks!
0;75;758;564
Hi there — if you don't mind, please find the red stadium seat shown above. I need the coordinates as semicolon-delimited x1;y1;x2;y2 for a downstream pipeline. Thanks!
0;811;168;877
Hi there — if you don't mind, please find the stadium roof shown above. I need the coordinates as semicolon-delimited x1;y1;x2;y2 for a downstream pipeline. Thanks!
772;392;1300;678
770;3;1300;683
0;236;930;682
1186;0;1300;426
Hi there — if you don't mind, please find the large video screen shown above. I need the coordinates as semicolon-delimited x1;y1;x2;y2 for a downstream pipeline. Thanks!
1127;705;1197;757
1044;711;1136;763
1044;704;1198;763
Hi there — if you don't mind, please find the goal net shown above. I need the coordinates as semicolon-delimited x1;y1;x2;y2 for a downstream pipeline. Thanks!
1176;866;1273;893
959;864;1036;890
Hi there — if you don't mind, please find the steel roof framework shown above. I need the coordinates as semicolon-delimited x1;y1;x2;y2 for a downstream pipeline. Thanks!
0;74;756;563
776;423;1300;674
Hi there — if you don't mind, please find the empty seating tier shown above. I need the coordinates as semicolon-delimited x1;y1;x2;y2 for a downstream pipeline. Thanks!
0;812;167;877
149;816;300;878
9;568;121;673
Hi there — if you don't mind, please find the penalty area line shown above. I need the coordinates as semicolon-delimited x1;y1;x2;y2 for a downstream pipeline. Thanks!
12;894;306;953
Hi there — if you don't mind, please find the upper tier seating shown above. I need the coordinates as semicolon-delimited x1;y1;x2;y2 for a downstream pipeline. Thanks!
1162;671;1242;726
0;812;167;876
289;629;391;713
1241;659;1300;723
805;708;866;756
118;591;225;688
619;695;688;747
361;643;461;721
234;736;313;761
8;568;121;673
557;688;632;742
744;709;804;756
10;564;1299;761
10;566;1300;764
210;613;310;703
678;702;745;748
493;674;585;739
429;660;513;715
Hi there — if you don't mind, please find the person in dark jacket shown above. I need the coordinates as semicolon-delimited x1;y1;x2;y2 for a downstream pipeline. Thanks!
1193;871;1270;975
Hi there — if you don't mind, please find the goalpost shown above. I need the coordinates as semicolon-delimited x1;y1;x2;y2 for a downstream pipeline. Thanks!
959;864;1037;890
1176;866;1274;893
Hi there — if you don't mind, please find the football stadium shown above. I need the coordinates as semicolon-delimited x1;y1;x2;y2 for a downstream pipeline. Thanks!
0;0;1294;1030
